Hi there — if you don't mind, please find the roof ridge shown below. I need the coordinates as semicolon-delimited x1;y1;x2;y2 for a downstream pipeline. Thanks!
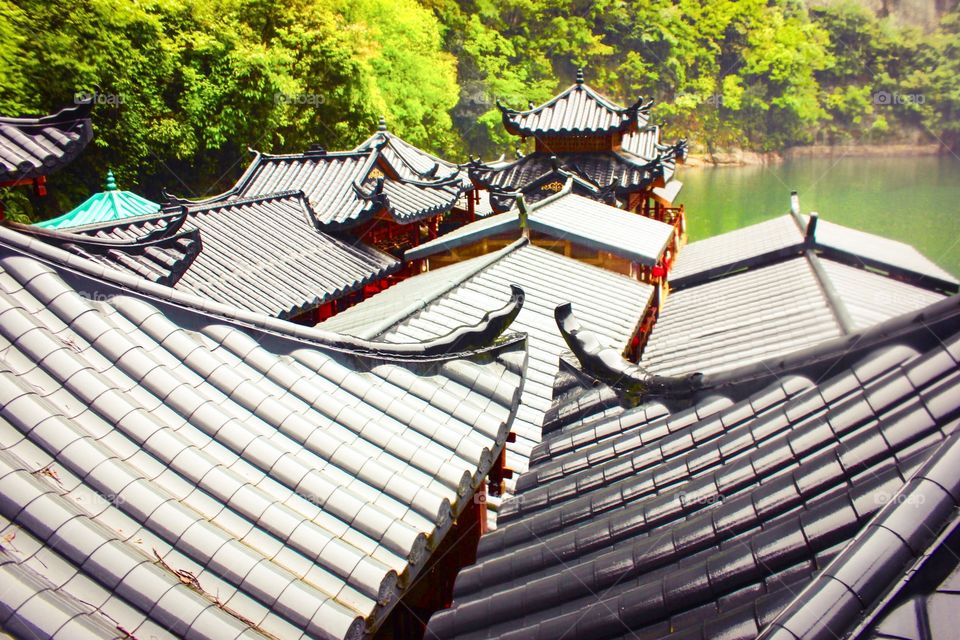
0;224;525;362
499;82;637;117
403;210;521;262
362;238;530;340
804;247;856;334
611;147;662;168
6;219;196;251
0;97;94;126
381;173;466;189
255;147;373;161
185;189;308;213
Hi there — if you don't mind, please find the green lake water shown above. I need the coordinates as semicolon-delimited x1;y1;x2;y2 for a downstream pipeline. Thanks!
676;155;960;278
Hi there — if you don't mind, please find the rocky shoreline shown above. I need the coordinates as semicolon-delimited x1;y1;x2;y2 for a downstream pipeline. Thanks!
685;142;946;168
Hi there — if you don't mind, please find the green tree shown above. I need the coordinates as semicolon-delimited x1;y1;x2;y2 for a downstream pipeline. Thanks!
0;0;461;221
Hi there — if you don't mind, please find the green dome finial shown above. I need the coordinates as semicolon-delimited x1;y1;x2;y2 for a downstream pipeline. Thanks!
104;170;118;191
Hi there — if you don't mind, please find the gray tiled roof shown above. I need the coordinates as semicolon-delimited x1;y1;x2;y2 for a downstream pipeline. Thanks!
404;212;519;261
426;295;960;639
620;124;660;159
819;258;946;330
11;217;201;287
671;214;958;292
0;99;93;182
498;77;650;137
668;214;804;283
369;176;466;223
647;258;844;375
526;192;673;265
406;190;674;266
650;214;952;376
805;215;959;288
72;191;401;319
236;150;465;228
470;151;657;200
647;253;948;376
0;223;527;639
353;129;462;182
321;239;653;482
236;149;373;226
182;131;470;230
319;247;518;339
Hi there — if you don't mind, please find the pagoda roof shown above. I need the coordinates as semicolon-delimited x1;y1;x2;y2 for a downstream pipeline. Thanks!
0;97;93;182
622;125;689;164
468;136;688;211
34;170;161;229
497;69;651;137
353;116;464;182
178;127;469;230
468;150;662;208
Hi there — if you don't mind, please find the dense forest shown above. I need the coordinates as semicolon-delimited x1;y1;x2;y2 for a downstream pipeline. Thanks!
1;0;958;220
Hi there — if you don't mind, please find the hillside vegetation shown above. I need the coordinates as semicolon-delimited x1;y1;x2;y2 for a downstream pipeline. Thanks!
1;0;958;219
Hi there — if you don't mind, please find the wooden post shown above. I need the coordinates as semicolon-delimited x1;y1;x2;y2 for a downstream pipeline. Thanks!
517;196;531;239
476;482;488;535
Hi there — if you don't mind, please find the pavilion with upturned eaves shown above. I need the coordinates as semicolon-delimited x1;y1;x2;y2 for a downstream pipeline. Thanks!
468;69;687;236
172;116;473;261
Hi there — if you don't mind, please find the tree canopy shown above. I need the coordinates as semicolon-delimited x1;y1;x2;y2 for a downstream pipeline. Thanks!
1;0;957;221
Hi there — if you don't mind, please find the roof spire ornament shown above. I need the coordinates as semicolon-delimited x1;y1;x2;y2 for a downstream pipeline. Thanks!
378;115;387;131
576;68;585;85
104;169;117;191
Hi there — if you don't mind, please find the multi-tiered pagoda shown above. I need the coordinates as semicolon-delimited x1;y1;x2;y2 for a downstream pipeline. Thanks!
468;69;687;234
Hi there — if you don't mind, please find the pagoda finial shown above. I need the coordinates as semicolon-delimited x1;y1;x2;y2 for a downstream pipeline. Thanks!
378;115;387;131
576;68;584;84
104;170;117;191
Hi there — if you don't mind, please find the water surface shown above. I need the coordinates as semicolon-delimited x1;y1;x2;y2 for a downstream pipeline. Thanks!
677;155;960;277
